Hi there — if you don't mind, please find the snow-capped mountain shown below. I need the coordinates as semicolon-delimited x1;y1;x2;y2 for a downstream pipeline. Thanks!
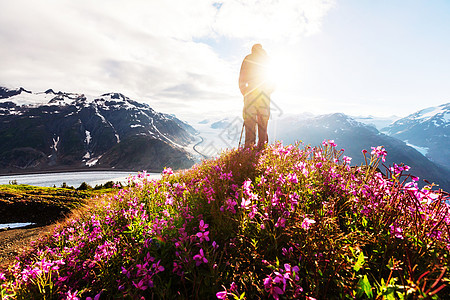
275;112;450;191
0;87;198;173
351;115;400;131
382;103;450;170
192;112;450;191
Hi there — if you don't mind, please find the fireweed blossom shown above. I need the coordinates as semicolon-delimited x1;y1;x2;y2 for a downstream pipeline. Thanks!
199;220;209;232
389;224;404;239
371;146;387;162
162;167;174;176
342;156;352;165
215;282;238;299
2;144;449;299
301;217;316;230
196;231;210;243
264;275;284;299
193;249;208;266
216;290;227;299
322;139;337;147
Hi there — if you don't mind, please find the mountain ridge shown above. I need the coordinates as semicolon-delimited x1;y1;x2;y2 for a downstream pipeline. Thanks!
192;110;450;192
381;102;450;170
0;87;197;174
274;112;450;191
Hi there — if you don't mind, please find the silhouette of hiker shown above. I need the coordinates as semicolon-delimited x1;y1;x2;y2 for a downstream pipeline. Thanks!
239;44;275;148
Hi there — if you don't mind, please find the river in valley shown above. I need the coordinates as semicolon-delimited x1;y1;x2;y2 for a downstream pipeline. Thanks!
0;171;161;188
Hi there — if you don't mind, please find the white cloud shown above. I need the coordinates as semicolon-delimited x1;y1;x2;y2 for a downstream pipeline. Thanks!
0;0;334;119
213;0;335;42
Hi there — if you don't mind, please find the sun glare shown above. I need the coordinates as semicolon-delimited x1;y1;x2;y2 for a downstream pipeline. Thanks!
266;50;300;92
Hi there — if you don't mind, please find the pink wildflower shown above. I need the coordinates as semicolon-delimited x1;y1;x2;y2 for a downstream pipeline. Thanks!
371;146;387;162
249;204;257;219
165;193;174;205
152;260;165;273
162;167;174;176
199;220;209;232
86;293;101;300
225;198;237;213
219;171;233;180
230;282;237;292
241;197;251;209
196;231;210;242
275;217;286;228
283;263;300;281
264;275;284;300
216;290;227;299
243;179;252;191
173;262;183;276
121;266;131;278
322;139;336;147
193;248;208;266
282;247;293;257
132;278;148;291
301;217;316;230
343;156;352;165
390;224;404;239
66;290;80;300
287;173;298;184
212;241;219;250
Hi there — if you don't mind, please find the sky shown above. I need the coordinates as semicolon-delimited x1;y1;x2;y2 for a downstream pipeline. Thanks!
0;0;449;122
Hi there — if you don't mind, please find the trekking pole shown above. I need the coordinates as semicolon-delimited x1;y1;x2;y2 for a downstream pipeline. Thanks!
238;123;244;148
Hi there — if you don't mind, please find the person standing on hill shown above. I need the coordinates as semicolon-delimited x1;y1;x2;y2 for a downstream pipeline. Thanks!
239;44;275;148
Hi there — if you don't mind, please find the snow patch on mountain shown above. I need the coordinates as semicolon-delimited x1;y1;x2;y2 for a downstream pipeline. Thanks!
86;155;102;167
6;91;54;106
51;137;60;152
85;130;92;145
352;115;400;130
415;106;446;121
405;140;429;156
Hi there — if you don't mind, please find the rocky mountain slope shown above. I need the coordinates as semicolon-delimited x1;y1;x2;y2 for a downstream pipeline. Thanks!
274;113;450;191
192;112;450;191
0;87;197;173
382;103;450;170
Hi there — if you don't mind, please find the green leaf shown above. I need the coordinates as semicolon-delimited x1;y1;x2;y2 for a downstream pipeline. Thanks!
349;246;356;259
354;251;365;272
357;275;373;298
362;216;368;227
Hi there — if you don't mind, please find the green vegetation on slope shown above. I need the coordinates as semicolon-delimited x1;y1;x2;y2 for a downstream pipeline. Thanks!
0;183;117;225
1;142;449;299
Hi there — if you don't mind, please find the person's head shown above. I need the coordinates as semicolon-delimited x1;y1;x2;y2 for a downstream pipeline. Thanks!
251;43;263;54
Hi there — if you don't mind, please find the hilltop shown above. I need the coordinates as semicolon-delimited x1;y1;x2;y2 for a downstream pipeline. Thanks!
0;142;449;299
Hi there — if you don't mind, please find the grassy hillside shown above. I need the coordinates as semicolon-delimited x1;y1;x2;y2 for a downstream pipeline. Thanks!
0;183;117;225
1;142;449;299
0;185;90;225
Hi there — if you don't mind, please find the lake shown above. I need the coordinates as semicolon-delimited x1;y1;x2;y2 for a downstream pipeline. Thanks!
0;171;161;188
